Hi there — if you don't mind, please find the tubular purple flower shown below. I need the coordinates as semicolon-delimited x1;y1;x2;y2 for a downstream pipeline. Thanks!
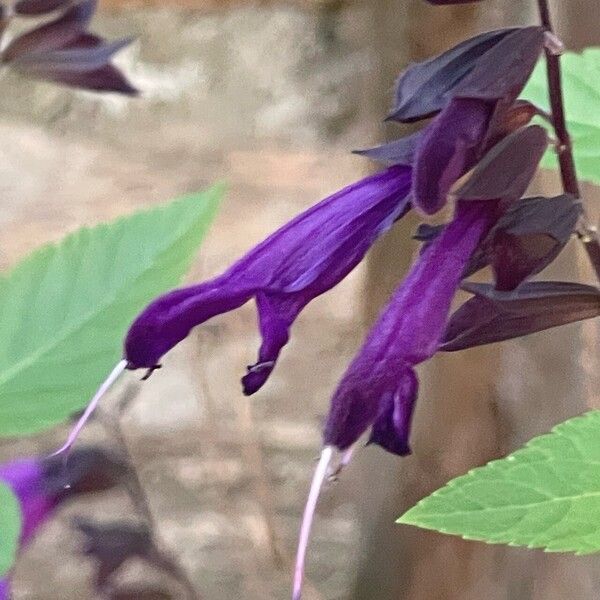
323;200;496;455
0;459;54;545
125;165;413;395
292;200;499;600
0;448;125;597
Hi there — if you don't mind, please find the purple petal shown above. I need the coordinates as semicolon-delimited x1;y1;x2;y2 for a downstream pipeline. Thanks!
323;201;495;453
388;28;516;123
0;579;9;600
413;97;494;214
441;281;600;351
0;459;53;544
242;292;298;395
125;278;251;370
367;365;418;456
125;166;413;393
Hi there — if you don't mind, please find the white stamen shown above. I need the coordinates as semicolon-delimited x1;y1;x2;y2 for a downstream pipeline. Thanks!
292;446;334;600
50;360;128;457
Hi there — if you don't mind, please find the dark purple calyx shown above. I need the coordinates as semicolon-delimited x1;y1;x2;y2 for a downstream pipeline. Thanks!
353;130;421;166
2;0;137;95
441;281;600;352
469;194;582;290
389;27;517;123
451;125;548;205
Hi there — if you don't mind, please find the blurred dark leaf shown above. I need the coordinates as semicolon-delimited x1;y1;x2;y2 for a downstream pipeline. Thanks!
13;36;132;72
42;446;127;496
388;28;516;122
76;520;157;590
20;62;137;94
453;125;548;203
14;0;71;16
441;281;600;351
3;0;96;60
353;131;421;165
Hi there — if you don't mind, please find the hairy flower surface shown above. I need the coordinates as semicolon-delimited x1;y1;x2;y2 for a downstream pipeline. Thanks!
125;166;413;394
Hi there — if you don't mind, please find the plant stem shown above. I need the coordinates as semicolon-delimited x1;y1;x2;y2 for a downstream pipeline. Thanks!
537;0;600;282
100;384;201;600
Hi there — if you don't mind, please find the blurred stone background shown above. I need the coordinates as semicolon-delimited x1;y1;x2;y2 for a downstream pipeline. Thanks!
0;0;598;599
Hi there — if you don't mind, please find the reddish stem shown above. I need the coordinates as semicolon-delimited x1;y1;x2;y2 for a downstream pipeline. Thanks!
537;0;600;281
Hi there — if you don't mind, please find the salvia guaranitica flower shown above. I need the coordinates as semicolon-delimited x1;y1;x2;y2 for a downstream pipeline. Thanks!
1;0;136;94
0;447;125;598
322;125;547;457
291;125;548;600
125;165;413;395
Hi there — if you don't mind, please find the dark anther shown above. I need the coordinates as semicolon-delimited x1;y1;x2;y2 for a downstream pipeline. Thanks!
141;364;162;381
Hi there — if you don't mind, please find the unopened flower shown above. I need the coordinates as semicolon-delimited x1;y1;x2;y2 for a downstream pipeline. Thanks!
385;26;545;214
125;165;413;395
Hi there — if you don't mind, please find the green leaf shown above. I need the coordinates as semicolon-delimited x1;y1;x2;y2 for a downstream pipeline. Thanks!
0;185;223;436
0;483;21;577
398;411;600;554
522;48;600;186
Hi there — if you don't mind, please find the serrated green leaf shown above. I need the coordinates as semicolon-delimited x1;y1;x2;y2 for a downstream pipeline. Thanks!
0;483;21;577
398;411;600;554
0;185;223;436
522;48;600;185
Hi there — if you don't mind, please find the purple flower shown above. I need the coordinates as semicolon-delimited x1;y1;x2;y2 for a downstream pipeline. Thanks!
0;448;125;597
323;125;547;456
0;459;54;545
323;200;496;455
125;165;413;394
